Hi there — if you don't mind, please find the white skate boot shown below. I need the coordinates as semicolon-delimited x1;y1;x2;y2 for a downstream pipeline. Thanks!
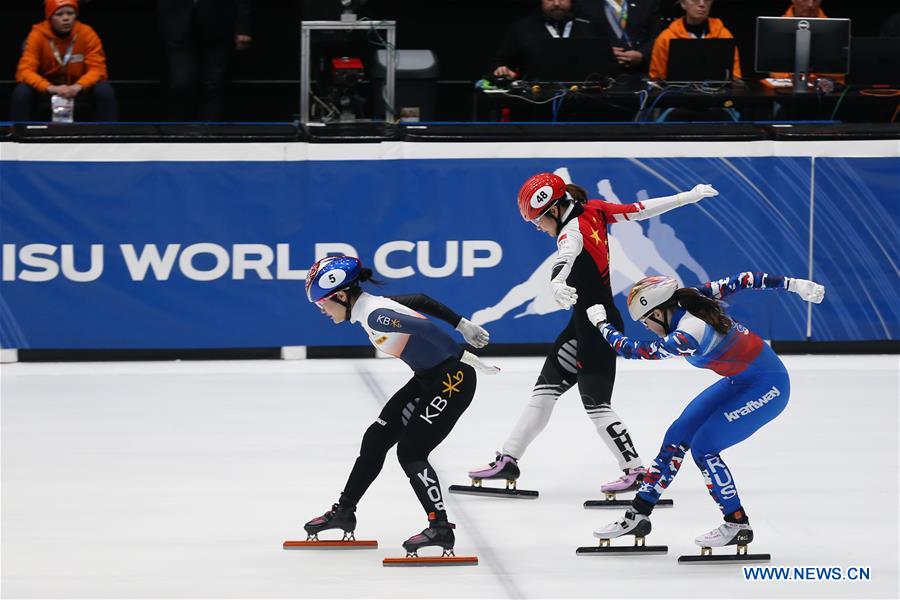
678;522;769;564
593;510;651;540
577;510;667;555
694;522;753;547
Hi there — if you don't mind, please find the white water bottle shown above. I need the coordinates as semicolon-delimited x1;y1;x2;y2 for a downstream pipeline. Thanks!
51;94;74;123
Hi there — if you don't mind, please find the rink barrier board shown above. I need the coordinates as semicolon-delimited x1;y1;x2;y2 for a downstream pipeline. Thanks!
1;139;898;349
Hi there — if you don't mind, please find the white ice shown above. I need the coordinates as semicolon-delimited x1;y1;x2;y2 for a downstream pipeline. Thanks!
1;355;898;598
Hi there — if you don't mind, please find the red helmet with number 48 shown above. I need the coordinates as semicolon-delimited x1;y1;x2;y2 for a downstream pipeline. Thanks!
517;172;567;223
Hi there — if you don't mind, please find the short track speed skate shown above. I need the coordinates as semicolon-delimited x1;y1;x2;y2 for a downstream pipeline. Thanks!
284;503;377;549
678;523;770;564
449;452;538;499
584;468;673;509
383;521;478;567
577;510;668;556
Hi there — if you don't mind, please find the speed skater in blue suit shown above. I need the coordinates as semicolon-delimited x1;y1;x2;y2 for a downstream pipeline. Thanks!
587;271;825;550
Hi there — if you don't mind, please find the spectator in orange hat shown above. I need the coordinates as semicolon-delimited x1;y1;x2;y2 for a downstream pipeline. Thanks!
11;0;118;121
648;0;742;80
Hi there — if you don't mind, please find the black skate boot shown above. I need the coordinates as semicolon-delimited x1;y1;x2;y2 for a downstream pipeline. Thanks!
304;503;357;541
402;519;456;557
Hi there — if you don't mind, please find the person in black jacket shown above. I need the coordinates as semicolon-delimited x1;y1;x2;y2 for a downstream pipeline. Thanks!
490;0;607;78
157;0;252;121
882;10;900;36
577;0;662;73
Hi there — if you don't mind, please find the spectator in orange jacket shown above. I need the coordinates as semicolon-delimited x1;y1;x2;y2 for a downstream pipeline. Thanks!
11;0;118;121
648;0;742;80
769;1;845;85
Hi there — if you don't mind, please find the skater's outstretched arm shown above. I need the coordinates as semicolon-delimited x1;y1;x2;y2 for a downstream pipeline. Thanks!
585;304;700;360
698;272;825;303
598;184;719;223
390;294;462;326
390;294;489;348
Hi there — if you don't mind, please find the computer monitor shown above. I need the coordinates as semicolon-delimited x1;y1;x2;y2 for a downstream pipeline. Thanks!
666;39;737;83
755;17;851;79
533;38;618;82
848;37;900;86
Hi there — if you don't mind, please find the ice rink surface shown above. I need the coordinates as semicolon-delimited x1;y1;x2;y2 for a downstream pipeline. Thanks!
2;354;898;599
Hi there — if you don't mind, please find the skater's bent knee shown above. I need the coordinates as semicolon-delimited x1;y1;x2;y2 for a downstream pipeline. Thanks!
662;420;694;445
360;423;395;457
396;442;427;468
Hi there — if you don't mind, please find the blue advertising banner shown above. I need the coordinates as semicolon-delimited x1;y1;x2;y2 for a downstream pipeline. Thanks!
1;142;897;348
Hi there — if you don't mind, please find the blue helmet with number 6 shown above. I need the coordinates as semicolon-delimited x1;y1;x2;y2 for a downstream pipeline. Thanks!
626;276;678;321
305;255;363;303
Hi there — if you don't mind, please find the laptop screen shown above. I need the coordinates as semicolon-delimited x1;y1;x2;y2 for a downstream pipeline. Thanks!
666;39;736;82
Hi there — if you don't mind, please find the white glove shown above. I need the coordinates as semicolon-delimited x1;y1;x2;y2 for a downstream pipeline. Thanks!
587;304;607;328
551;280;578;309
677;184;719;205
786;278;826;304
456;317;490;348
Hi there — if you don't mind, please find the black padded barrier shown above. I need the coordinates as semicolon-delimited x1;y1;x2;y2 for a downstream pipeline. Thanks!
11;122;303;143
6;121;900;144
399;122;768;142
763;123;900;140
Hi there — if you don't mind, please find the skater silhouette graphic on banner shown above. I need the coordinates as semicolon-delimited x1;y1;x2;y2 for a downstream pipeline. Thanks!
470;168;710;327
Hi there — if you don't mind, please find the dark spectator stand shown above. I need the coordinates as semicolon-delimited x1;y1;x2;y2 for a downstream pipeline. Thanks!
1;0;898;123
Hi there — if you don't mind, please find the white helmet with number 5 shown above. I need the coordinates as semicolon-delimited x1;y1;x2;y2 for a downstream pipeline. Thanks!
626;276;679;321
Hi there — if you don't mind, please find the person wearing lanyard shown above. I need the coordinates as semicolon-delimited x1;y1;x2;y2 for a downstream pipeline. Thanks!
12;0;118;121
489;0;603;79
578;0;663;72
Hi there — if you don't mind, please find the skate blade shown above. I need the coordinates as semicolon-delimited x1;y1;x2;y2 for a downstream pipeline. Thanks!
584;498;674;509
283;540;378;549
449;484;538;499
577;544;668;556
383;555;478;567
678;552;771;564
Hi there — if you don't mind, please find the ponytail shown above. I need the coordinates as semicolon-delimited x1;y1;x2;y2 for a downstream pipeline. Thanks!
672;288;732;334
358;268;382;285
565;183;588;206
347;267;383;300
